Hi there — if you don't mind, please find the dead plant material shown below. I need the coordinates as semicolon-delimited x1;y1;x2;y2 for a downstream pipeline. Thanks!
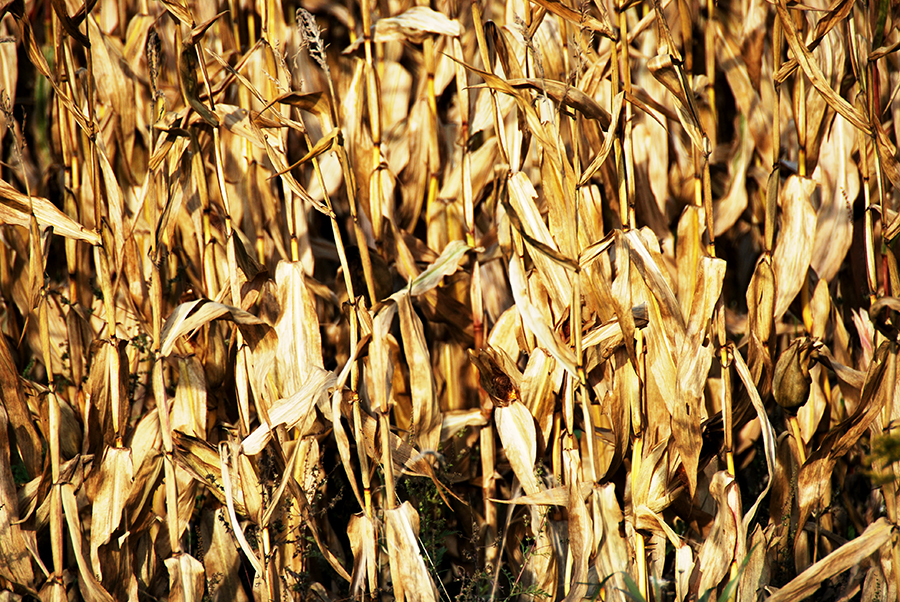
0;0;898;600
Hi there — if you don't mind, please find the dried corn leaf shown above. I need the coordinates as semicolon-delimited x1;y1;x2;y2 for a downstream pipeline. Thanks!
262;135;327;214
647;53;706;152
797;341;896;530
170;356;207;439
370;303;398;415
773;0;869;134
0;400;34;589
201;508;250;602
772;176;817;321
495;400;542;496
626;229;686;341
401;239;471;298
497;481;593;506
592;484;630;601
384;502;438;602
157;0;193;27
89;447;134;580
695;471;740;595
470;346;522;407
218;442;264;576
348;512;378;598
528;0;614;36
398;294;441;451
160;299;274;357
273;261;324;394
164;553;205;602
0;180;99;244
732;348;776;529
0;332;41;480
366;6;460;46
520;504;558;600
242;368;336;455
563;447;592;602
579;92;624;187
503;78;613;126
765;518;892;602
810;115;856;282
214;104;265;148
172;432;248;516
521;348;561;445
508;255;578;379
717;23;773;159
60;483;115;602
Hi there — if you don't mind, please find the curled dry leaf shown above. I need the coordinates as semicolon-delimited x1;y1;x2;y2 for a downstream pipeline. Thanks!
695;471;741;596
772;176;817;321
508;255;579;379
0;180;100;245
796;341;897;530
773;337;816;414
469;345;521;407
384;502;439;602
160;299;274;357
495;400;542;496
164;553;205;602
0;400;34;590
765;518;893;602
345;6;460;53
241;368;336;455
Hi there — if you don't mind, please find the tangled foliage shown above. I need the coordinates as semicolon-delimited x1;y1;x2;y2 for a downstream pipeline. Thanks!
0;0;898;601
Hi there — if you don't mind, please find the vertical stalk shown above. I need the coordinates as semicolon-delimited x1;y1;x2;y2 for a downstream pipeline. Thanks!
420;0;440;239
361;0;386;243
619;7;635;228
767;19;782;257
38;248;65;600
705;0;717;149
610;39;628;228
472;2;510;167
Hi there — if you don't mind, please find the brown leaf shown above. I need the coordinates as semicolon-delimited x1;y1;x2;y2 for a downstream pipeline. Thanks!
772;176;817;320
797;341;896;530
171;356;207;439
89;448;134;580
811;115;857;282
241;368;336;455
695;472;740;595
563;448;592;602
348;512;378;598
773;0;855;84
160;299;275;358
158;0;194;27
773;0;870;134
0;399;34;589
200;508;250;602
60;484;115;602
0;180;100;245
384;502;439;602
469;346;522;408
732;347;777;529
0;332;41;479
765;518;893;602
164;553;206;602
508;254;579;379
495;401;542;496
364;6;460;46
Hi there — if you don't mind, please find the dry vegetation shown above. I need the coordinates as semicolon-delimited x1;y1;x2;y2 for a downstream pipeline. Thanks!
0;0;899;600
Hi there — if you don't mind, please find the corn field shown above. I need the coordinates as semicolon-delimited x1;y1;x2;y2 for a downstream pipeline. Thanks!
0;0;898;600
